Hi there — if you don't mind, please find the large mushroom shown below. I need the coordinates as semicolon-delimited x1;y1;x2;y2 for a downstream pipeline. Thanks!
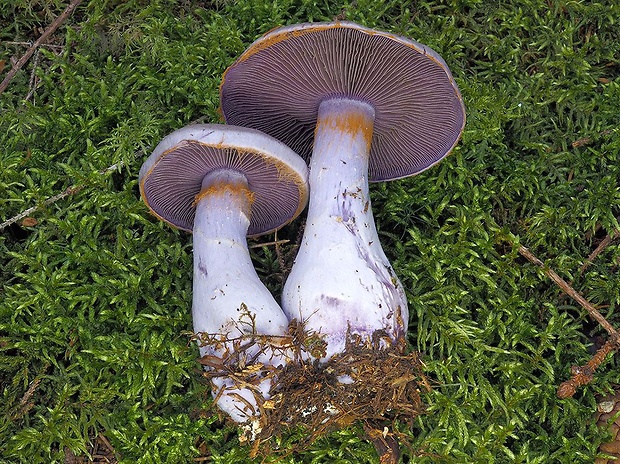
220;21;466;361
139;124;308;422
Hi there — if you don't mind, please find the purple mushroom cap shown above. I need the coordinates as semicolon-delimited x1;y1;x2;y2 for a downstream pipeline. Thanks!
139;124;309;236
220;21;466;181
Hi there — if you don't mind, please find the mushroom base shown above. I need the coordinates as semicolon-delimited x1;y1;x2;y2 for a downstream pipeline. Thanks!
196;318;428;459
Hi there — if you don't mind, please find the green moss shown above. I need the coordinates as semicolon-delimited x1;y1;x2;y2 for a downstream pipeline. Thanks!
1;0;619;462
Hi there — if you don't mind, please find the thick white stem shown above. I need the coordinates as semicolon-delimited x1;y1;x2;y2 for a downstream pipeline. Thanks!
192;169;289;422
282;98;408;361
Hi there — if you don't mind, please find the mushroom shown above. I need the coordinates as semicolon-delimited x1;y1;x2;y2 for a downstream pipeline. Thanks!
139;124;308;421
220;21;466;361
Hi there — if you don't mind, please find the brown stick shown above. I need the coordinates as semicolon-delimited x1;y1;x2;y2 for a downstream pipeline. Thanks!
557;335;620;398
0;162;122;232
249;239;290;249
571;129;613;148
0;0;83;95
363;422;400;464
0;186;81;231
12;363;50;420
518;245;618;336
579;230;620;274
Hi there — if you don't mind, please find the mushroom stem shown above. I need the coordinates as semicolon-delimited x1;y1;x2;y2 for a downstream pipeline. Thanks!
193;168;289;422
282;98;408;361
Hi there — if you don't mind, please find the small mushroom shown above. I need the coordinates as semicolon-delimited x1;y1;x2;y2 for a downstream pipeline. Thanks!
221;21;465;360
139;124;308;421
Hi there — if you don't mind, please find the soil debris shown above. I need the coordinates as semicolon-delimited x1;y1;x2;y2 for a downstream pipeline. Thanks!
195;318;429;457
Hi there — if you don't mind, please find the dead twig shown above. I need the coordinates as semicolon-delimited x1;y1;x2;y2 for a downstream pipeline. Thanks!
580;228;620;274
557;335;620;399
96;434;117;459
25;49;41;102
0;0;83;95
0;162;123;232
5;41;65;50
571;129;613;148
517;244;620;397
0;186;81;232
518;244;618;336
363;422;401;464
11;364;50;420
248;239;290;249
274;229;286;272
65;434;119;464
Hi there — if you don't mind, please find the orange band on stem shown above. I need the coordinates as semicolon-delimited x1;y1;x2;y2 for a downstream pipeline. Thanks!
316;107;374;147
193;182;255;207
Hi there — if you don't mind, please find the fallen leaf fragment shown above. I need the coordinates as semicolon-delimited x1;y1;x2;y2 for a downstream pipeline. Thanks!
21;217;38;227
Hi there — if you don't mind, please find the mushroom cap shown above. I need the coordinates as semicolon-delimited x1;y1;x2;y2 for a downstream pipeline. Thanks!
139;124;309;236
220;21;466;181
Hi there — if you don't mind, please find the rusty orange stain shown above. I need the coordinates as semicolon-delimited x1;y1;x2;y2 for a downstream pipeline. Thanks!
193;182;255;208
316;107;374;147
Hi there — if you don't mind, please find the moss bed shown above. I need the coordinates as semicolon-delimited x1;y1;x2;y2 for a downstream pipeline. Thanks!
1;0;619;462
